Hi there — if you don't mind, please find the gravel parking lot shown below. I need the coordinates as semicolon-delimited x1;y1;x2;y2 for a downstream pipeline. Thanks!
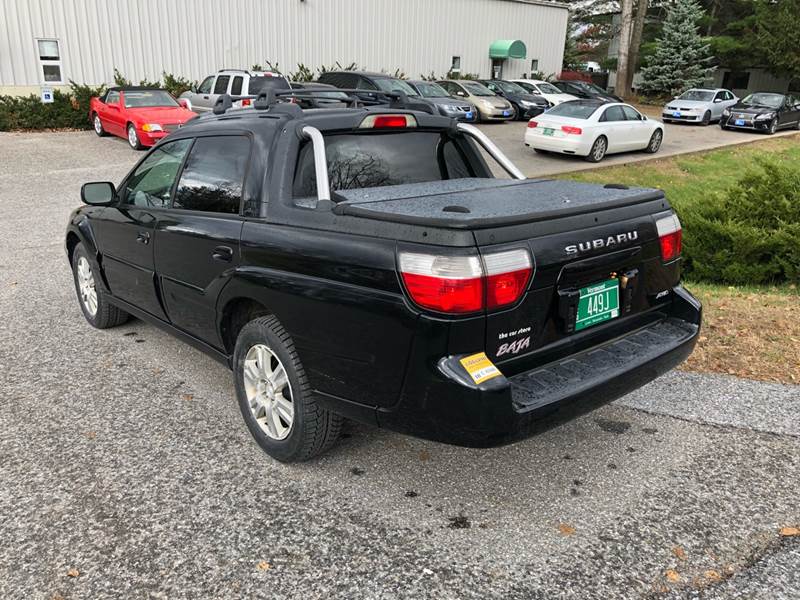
478;113;799;178
1;131;799;600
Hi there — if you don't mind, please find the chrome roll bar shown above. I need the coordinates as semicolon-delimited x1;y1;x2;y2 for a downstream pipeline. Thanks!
455;123;526;180
301;125;331;203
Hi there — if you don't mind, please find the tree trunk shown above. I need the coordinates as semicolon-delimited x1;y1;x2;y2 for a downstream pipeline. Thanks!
615;0;635;98
626;0;648;95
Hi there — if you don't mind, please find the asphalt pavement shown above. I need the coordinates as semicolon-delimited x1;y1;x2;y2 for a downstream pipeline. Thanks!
0;131;798;600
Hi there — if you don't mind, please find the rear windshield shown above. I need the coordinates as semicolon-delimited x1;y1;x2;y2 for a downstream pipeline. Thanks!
247;76;290;95
545;102;600;119
293;132;473;198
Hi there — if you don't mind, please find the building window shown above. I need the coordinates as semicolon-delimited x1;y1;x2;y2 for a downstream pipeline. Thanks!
722;70;750;91
451;56;461;74
530;59;539;73
36;39;63;83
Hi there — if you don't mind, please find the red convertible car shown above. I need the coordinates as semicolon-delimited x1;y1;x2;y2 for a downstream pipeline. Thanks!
89;87;196;150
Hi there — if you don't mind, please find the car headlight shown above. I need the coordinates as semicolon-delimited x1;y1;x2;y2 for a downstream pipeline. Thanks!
755;112;775;121
441;104;459;113
480;99;495;108
141;123;163;132
722;108;731;116
519;100;533;107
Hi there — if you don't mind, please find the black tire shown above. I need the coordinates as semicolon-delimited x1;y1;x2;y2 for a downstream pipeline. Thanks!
585;135;607;163
92;113;107;137
644;129;663;154
234;315;343;462
767;119;778;135
533;148;549;154
71;242;129;329
127;123;144;150
701;110;711;126
510;104;521;121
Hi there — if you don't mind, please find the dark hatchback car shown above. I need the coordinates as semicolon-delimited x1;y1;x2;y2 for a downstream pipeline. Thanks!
720;92;800;134
317;70;435;111
478;79;548;120
405;80;477;121
552;80;622;104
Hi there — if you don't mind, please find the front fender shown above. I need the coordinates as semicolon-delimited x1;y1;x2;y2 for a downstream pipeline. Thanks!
66;207;109;292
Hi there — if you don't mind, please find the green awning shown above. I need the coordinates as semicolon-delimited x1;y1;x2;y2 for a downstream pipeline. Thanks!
489;39;527;59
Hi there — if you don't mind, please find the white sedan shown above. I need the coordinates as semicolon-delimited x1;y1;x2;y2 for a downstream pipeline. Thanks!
524;100;664;162
512;79;577;106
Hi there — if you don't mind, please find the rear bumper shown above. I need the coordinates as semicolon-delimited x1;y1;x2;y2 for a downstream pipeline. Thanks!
524;129;592;155
377;285;701;447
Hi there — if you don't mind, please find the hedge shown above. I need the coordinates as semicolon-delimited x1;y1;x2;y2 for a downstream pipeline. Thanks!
681;158;800;284
0;81;104;131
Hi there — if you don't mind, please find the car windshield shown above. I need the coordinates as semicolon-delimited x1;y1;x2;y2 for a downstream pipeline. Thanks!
573;81;607;94
123;90;178;108
494;81;526;94
414;82;450;98
248;76;290;95
537;82;562;95
374;78;419;96
463;82;496;96
545;102;600;119
741;93;784;108
678;90;714;102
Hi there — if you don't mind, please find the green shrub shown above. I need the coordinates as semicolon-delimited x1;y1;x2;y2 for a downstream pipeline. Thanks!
161;72;194;97
681;158;800;284
0;81;105;131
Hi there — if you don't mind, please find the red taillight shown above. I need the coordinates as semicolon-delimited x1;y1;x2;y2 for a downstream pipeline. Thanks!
527;120;538;128
399;249;532;314
483;249;533;310
359;114;418;129
241;98;251;106
561;125;583;135
655;214;682;261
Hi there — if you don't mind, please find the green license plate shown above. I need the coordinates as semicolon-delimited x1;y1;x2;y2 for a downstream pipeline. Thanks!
575;279;620;331
543;128;555;136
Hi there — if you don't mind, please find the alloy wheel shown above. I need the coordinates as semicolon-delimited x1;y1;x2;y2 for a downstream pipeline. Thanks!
127;125;138;148
93;115;103;134
649;130;663;152
76;256;98;316
242;344;294;440
592;137;607;161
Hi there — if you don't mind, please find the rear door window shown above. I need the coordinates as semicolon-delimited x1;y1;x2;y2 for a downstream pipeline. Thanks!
601;106;626;122
621;106;641;120
231;76;243;95
173;136;251;214
213;75;230;94
293;132;472;198
247;76;290;95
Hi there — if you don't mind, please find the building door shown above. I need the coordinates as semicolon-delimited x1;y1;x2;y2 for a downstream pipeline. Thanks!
491;59;504;79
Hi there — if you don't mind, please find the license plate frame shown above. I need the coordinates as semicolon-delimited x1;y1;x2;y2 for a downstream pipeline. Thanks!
672;111;681;118
543;127;555;136
465;111;474;120
735;118;746;126
575;279;620;331
502;110;510;117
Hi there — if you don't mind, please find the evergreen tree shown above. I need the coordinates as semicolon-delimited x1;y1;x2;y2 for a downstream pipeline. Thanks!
639;0;714;96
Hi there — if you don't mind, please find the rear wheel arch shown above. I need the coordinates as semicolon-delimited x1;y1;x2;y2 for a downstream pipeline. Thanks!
219;297;272;355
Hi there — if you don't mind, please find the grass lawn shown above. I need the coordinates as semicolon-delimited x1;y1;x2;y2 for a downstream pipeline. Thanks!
563;136;800;385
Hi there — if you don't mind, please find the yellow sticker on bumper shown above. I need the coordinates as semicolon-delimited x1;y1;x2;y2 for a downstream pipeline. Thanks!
459;352;502;385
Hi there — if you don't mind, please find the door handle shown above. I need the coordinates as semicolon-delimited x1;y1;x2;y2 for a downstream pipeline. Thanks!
212;245;233;262
203;95;209;99
136;231;151;244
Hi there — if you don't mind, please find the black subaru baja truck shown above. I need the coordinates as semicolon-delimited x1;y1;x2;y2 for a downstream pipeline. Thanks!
65;89;701;462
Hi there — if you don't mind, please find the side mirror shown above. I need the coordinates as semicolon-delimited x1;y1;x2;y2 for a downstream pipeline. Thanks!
641;114;647;121
191;84;198;93
714;98;722;103
81;182;116;206
178;98;189;109
456;90;467;97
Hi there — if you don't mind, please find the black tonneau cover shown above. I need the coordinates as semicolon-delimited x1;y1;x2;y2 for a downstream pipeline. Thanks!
332;178;664;229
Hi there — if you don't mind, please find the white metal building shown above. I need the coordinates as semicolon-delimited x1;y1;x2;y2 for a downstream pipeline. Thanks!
0;0;569;96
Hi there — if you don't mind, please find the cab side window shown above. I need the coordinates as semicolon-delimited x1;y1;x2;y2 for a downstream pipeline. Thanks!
197;76;214;94
124;139;193;208
213;75;230;94
106;91;120;104
173;136;251;214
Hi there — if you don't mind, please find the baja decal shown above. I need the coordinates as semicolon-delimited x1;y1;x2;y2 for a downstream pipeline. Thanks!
497;336;531;357
459;352;502;385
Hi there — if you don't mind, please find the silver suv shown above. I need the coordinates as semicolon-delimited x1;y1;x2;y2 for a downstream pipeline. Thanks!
180;69;290;112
